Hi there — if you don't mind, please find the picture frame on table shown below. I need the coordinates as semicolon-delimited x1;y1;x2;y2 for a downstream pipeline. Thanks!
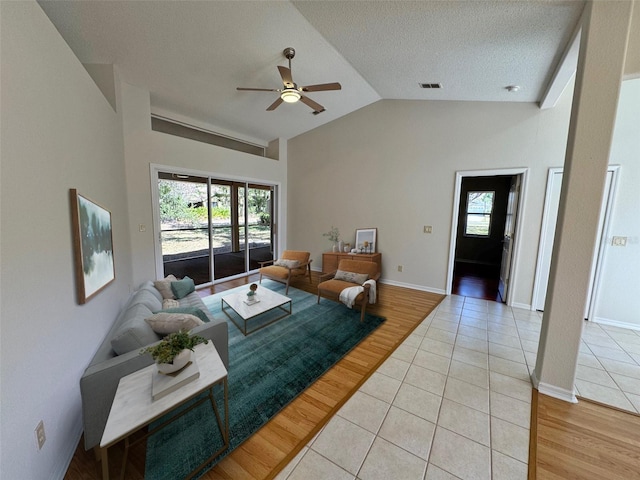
70;189;115;304
355;228;377;253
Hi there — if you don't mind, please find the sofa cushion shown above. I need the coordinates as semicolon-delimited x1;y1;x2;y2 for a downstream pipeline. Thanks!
139;281;163;303
145;312;204;335
334;270;369;285
110;304;161;355
154;275;177;299
171;276;195;299
128;288;163;313
156;306;210;324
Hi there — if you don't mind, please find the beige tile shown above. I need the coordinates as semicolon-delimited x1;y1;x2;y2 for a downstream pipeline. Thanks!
426;327;458;344
487;322;519;337
576;352;604;369
431;319;460;333
337;391;390;434
490;391;531;429
393;382;442;423
426;464;462;479
420;337;455;358
489;355;530;382
618;341;640;355
405;364;447;396
359;372;402;403
575;379;636;411
488;331;522;349
491;450;528;480
489;371;532;403
489;342;526;364
460;309;488;321
412;349;451;375
524;351;537;370
589;344;635;363
520;339;539;354
491;417;529;463
459;316;488;330
487;314;516;326
452;345;489;369
455;335;488;354
438;304;463;315
462;302;488;313
378;406;436;460
449;360;489;389
435;311;462;323
358;437;427;480
605;331;640;345
377;357;411;381
391;344;418;363
403;333;424;349
457;325;487;340
413;323;429;337
287;449;355;480
444;377;489;414
599;358;640;379
610;373;640;395
516;328;540;343
437;398;490;446
575;364;617;388
624;392;640;413
429;426;491;480
310;416;375;475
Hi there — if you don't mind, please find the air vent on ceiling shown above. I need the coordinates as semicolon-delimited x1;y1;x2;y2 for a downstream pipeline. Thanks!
419;83;442;89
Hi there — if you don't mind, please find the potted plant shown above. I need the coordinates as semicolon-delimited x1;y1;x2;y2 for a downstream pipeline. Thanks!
246;283;258;302
323;226;340;252
141;330;208;374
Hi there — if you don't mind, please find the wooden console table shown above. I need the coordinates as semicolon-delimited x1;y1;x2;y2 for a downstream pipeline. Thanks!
322;252;382;274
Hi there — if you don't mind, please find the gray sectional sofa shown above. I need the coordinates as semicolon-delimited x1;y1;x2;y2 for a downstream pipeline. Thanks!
80;280;228;451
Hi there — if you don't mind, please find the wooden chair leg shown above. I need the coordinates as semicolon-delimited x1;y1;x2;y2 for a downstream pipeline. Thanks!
285;277;290;294
360;301;366;322
259;273;263;284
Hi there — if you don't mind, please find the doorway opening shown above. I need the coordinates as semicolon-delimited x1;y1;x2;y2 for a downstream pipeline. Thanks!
446;168;527;305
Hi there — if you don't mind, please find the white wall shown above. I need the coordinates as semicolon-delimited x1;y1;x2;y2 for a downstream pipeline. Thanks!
288;94;574;306
0;2;132;478
593;78;640;328
119;83;288;287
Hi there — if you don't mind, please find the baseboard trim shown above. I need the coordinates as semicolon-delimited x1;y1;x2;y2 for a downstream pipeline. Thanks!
530;371;577;403
511;301;532;310
57;419;84;480
379;279;446;295
591;316;640;332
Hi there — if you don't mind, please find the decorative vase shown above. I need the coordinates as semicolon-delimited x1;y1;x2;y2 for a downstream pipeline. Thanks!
156;348;192;374
332;243;338;252
338;240;344;252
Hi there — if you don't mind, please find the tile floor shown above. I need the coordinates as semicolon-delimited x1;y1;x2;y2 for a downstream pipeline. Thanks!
274;294;640;480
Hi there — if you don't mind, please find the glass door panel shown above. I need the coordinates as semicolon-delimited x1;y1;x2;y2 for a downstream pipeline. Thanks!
158;174;210;285
247;185;274;270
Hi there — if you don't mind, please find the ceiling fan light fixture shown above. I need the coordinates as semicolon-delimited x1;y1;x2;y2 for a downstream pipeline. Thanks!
280;89;301;103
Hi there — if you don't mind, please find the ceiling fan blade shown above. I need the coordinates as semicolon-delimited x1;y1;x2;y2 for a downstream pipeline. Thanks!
299;94;325;113
237;87;279;92
300;82;342;92
277;66;294;88
266;97;284;111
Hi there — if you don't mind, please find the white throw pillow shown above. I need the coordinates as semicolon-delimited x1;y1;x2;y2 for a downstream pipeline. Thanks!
334;270;369;284
145;312;204;335
154;275;177;299
274;259;300;269
162;298;180;309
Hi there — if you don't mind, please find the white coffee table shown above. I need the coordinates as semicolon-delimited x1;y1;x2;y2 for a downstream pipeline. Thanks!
100;342;228;480
221;286;292;335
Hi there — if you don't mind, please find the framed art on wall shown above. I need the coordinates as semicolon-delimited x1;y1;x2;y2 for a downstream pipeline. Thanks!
355;228;377;253
70;189;115;304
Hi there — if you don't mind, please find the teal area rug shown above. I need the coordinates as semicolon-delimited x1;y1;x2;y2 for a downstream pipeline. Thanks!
145;280;385;480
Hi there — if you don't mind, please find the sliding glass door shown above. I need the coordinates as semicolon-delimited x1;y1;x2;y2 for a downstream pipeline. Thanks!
157;171;275;285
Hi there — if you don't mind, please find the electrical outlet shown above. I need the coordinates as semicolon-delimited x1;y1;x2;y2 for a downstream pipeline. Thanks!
397;265;403;272
35;420;46;450
423;225;433;234
139;224;146;232
612;236;627;246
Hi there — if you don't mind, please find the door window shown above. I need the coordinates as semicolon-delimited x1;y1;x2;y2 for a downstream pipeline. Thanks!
465;191;494;237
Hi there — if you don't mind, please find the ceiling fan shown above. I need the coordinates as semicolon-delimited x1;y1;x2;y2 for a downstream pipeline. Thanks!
237;47;341;114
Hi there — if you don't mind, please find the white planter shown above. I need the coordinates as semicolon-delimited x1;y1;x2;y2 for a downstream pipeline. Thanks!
156;348;192;374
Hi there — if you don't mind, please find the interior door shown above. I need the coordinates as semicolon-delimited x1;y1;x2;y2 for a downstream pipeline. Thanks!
498;176;520;302
533;168;616;316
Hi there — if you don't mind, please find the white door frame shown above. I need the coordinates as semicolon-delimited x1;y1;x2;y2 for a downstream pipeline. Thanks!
446;167;529;306
531;165;620;317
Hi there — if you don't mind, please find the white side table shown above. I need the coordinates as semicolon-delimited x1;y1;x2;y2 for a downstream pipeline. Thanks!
100;342;228;480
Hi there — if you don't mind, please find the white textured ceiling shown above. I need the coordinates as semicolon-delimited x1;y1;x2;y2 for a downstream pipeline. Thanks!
38;0;585;144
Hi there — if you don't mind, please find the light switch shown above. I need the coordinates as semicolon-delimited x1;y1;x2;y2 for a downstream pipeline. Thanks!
139;224;146;232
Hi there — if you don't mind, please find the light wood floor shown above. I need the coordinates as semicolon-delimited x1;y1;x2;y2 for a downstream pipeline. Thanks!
64;274;640;479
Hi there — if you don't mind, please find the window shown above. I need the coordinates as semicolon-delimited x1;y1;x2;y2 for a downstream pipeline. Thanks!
465;191;494;236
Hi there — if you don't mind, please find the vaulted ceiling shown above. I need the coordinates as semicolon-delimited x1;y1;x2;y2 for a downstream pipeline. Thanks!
39;0;585;144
